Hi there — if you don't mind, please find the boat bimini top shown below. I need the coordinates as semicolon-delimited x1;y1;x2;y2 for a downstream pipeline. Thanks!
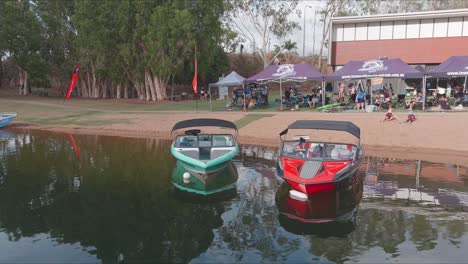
172;118;238;139
279;120;360;140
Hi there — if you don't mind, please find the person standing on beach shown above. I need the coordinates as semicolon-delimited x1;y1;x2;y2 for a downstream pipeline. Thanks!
338;82;345;103
349;83;356;103
355;86;366;110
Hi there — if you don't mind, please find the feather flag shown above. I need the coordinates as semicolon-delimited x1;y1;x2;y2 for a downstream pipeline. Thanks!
192;48;197;94
65;64;81;100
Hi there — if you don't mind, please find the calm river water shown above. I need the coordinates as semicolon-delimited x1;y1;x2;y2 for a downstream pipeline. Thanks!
0;130;467;263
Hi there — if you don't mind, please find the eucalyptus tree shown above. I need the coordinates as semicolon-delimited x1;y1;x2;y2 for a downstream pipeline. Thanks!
0;0;46;95
225;0;301;68
35;0;76;94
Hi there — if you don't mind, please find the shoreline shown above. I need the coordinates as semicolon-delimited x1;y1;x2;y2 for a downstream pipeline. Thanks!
9;122;468;166
2;97;468;165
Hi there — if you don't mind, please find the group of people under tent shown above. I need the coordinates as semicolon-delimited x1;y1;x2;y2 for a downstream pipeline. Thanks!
282;85;322;109
328;78;468;112
230;84;269;109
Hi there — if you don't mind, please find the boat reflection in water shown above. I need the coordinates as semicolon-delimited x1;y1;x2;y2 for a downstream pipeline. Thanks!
276;172;364;236
172;160;238;197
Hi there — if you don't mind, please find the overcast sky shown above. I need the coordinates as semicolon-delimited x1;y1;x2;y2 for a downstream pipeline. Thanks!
293;0;326;56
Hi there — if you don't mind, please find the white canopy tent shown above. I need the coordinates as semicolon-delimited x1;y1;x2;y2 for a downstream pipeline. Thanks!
208;71;245;111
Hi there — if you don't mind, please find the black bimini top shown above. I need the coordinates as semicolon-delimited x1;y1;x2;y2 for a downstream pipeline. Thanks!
172;118;237;132
279;120;360;139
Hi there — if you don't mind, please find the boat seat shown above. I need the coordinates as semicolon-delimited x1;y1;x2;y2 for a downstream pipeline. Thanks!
331;145;354;160
210;149;232;159
213;136;228;147
179;149;199;159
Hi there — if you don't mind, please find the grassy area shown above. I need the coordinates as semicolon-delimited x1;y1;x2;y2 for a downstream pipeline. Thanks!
0;98;132;126
234;114;274;129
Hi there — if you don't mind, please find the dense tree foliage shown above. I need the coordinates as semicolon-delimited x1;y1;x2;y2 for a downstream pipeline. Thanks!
0;0;228;100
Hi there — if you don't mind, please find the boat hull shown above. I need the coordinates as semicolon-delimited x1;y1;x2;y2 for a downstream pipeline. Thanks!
0;113;16;128
172;160;238;195
277;158;362;195
275;173;364;235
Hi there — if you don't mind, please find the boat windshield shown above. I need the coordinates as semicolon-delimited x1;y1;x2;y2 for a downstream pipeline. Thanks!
282;141;356;161
175;134;235;148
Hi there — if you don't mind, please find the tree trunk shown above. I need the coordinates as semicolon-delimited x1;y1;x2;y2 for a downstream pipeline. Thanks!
144;74;151;101
124;83;128;99
145;68;157;101
135;82;146;100
134;81;144;100
101;81;109;99
91;64;98;98
18;70;24;95
154;76;164;101
80;78;88;98
116;83;121;99
159;77;167;100
86;71;92;98
23;71;29;95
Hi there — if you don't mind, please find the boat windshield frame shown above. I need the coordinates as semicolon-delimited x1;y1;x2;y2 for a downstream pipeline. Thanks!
174;134;236;148
280;140;361;162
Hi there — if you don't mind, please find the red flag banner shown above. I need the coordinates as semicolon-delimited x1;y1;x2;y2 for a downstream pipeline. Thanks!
192;48;197;94
65;64;81;100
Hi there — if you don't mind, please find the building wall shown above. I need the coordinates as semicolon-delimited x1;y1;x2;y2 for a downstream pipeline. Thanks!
331;15;468;66
331;36;468;65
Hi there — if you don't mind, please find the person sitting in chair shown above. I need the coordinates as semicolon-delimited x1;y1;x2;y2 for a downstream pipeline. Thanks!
308;92;320;109
439;95;451;110
285;88;291;101
406;92;424;110
338;82;345;102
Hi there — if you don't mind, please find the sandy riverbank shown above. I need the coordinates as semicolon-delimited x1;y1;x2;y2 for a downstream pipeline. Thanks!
2;96;467;164
8;109;468;165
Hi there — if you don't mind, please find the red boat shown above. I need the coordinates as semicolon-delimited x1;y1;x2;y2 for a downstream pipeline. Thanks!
277;120;363;195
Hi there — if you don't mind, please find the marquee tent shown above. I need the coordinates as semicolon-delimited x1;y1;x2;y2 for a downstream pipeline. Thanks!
427;56;468;78
208;71;245;110
427;56;468;94
209;71;245;87
325;58;423;80
245;64;323;83
245;64;324;110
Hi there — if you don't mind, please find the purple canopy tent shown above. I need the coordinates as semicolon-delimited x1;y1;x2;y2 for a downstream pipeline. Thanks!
325;58;424;109
427;56;468;93
325;58;423;80
245;64;323;111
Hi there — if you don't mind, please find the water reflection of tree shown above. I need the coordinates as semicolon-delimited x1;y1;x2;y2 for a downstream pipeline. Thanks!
0;131;228;263
212;168;303;262
306;206;468;262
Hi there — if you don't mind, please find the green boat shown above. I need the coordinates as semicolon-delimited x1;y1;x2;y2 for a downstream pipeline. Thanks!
172;160;238;195
170;118;239;194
